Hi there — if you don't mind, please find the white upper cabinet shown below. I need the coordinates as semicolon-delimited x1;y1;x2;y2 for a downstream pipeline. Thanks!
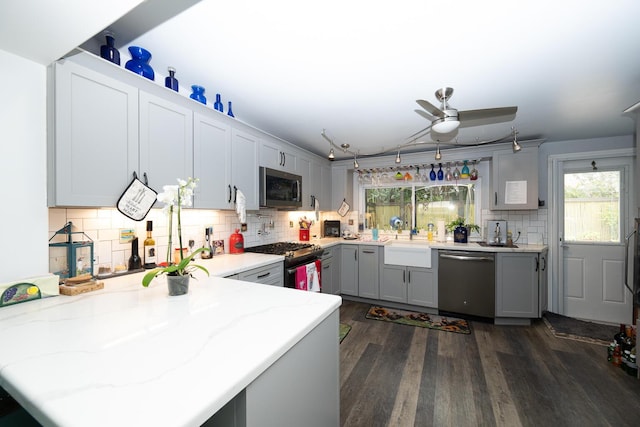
260;137;297;174
193;112;232;209
48;59;139;206
138;91;193;192
490;147;539;210
231;128;259;210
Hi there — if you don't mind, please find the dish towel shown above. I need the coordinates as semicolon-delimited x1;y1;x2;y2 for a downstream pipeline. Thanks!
295;265;307;290
235;189;246;223
306;261;320;292
314;198;320;221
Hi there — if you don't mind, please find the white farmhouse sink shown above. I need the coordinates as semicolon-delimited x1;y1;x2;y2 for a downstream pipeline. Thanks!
384;240;431;268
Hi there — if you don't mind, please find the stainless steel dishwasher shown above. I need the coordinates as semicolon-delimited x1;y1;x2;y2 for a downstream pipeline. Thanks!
438;251;495;318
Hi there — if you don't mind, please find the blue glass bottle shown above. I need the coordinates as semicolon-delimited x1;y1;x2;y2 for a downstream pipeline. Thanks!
165;67;179;92
461;160;470;178
100;32;120;65
227;101;234;117
214;94;223;112
190;85;206;104
429;164;436;181
125;46;154;80
437;163;444;181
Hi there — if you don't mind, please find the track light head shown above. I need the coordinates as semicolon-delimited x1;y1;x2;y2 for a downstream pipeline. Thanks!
328;148;335;160
395;150;401;164
435;144;442;160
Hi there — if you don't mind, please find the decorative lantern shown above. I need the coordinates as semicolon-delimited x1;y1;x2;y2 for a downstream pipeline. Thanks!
48;222;94;279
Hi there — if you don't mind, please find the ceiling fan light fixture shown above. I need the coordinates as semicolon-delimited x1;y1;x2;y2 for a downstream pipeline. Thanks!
432;117;460;133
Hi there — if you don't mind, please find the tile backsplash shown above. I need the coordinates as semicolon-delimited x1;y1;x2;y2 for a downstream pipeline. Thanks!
48;206;545;274
48;208;359;273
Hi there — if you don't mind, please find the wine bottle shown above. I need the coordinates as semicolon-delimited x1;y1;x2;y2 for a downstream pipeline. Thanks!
128;237;142;270
143;221;157;268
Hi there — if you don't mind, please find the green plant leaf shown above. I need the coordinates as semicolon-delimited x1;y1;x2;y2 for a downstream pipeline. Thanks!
142;268;164;287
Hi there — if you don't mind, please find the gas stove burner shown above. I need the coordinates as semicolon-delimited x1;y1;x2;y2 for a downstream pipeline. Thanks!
244;242;324;262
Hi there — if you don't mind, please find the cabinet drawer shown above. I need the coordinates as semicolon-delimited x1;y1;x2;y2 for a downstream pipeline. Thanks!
238;262;283;285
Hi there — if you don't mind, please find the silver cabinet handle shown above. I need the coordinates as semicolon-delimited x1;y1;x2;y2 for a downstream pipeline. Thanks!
257;272;271;279
403;270;406;283
362;250;375;254
440;253;494;262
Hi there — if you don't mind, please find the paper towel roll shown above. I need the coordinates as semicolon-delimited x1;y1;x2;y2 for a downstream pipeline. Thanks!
437;220;446;242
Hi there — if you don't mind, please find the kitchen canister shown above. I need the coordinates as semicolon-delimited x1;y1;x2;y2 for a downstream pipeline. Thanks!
437;220;446;242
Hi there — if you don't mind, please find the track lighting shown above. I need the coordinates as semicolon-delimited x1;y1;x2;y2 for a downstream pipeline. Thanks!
328;148;335;160
353;155;359;169
435;144;442;160
395;150;401;164
512;127;521;152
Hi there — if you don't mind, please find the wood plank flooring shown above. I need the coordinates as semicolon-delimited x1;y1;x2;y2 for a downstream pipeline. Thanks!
339;300;640;427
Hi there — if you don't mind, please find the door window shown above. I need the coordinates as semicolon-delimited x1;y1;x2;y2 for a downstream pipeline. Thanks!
563;170;620;243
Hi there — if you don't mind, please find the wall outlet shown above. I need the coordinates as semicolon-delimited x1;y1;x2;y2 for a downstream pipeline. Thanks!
289;221;294;228
348;219;354;225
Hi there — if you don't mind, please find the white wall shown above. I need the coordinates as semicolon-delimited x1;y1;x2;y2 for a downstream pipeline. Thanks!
0;49;49;282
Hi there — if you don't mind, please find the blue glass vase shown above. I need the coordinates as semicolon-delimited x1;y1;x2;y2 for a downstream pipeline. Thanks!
227;101;234;117
214;94;223;112
165;67;179;92
100;32;120;65
429;164;436;181
190;85;206;104
437;163;444;181
125;47;154;80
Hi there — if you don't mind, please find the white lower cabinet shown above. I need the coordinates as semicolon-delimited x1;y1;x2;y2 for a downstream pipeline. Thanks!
381;251;437;308
320;246;340;295
495;252;539;318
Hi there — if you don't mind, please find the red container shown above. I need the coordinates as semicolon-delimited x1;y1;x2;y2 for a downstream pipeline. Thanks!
299;229;310;241
229;229;244;254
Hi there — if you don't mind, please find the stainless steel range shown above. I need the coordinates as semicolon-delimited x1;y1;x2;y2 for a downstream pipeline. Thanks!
245;242;324;288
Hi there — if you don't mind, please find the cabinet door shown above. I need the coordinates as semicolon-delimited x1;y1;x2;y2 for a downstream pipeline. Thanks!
231;128;259;210
331;167;353;211
358;246;379;299
381;265;407;303
340;245;358;296
321;257;334;294
259;138;297;173
538;250;548;317
491;147;539;210
193;112;232;208
50;60;138;206
139;91;193;192
407;267;436;308
296;156;312;210
496;253;539;317
309;160;322;209
320;163;332;209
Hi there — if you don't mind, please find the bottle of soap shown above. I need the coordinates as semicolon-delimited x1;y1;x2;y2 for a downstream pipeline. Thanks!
128;237;142;271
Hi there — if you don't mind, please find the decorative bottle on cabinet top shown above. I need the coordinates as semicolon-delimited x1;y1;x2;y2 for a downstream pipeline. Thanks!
227;101;234;117
165;67;179;92
190;85;206;104
100;31;120;65
214;94;224;112
125;46;154;80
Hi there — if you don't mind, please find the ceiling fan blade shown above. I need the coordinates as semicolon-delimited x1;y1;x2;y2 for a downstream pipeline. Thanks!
414;109;436;121
458;106;518;122
416;99;444;118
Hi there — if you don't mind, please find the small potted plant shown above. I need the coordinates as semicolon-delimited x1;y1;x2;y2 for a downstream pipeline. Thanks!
446;217;480;243
142;177;210;295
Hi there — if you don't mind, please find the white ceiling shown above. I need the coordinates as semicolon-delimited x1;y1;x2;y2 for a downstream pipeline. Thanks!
5;1;640;161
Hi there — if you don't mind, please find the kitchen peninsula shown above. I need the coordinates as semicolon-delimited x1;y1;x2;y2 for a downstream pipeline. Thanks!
0;264;341;427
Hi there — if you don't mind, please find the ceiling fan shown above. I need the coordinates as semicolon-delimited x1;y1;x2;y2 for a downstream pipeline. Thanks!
409;87;517;139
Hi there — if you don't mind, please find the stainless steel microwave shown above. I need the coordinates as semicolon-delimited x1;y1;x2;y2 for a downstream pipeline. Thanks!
259;167;302;208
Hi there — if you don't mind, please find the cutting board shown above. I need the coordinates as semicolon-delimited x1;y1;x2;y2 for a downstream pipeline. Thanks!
59;280;104;296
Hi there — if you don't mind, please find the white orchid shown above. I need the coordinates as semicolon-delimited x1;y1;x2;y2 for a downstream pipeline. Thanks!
142;177;209;287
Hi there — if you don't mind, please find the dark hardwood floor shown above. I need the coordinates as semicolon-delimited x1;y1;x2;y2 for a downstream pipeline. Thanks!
339;300;640;427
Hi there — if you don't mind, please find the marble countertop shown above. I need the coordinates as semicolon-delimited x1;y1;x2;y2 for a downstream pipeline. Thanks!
308;237;547;253
0;269;341;427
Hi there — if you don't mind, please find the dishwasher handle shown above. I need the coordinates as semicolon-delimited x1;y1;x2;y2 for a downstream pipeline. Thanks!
440;253;494;262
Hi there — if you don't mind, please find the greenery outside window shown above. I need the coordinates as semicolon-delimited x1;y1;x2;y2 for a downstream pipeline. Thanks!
363;182;479;233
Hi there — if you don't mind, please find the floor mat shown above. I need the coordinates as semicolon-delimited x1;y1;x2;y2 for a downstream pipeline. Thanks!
542;311;618;346
339;323;352;343
365;306;471;335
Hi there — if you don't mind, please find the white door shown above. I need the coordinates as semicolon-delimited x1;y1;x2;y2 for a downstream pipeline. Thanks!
557;156;632;324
